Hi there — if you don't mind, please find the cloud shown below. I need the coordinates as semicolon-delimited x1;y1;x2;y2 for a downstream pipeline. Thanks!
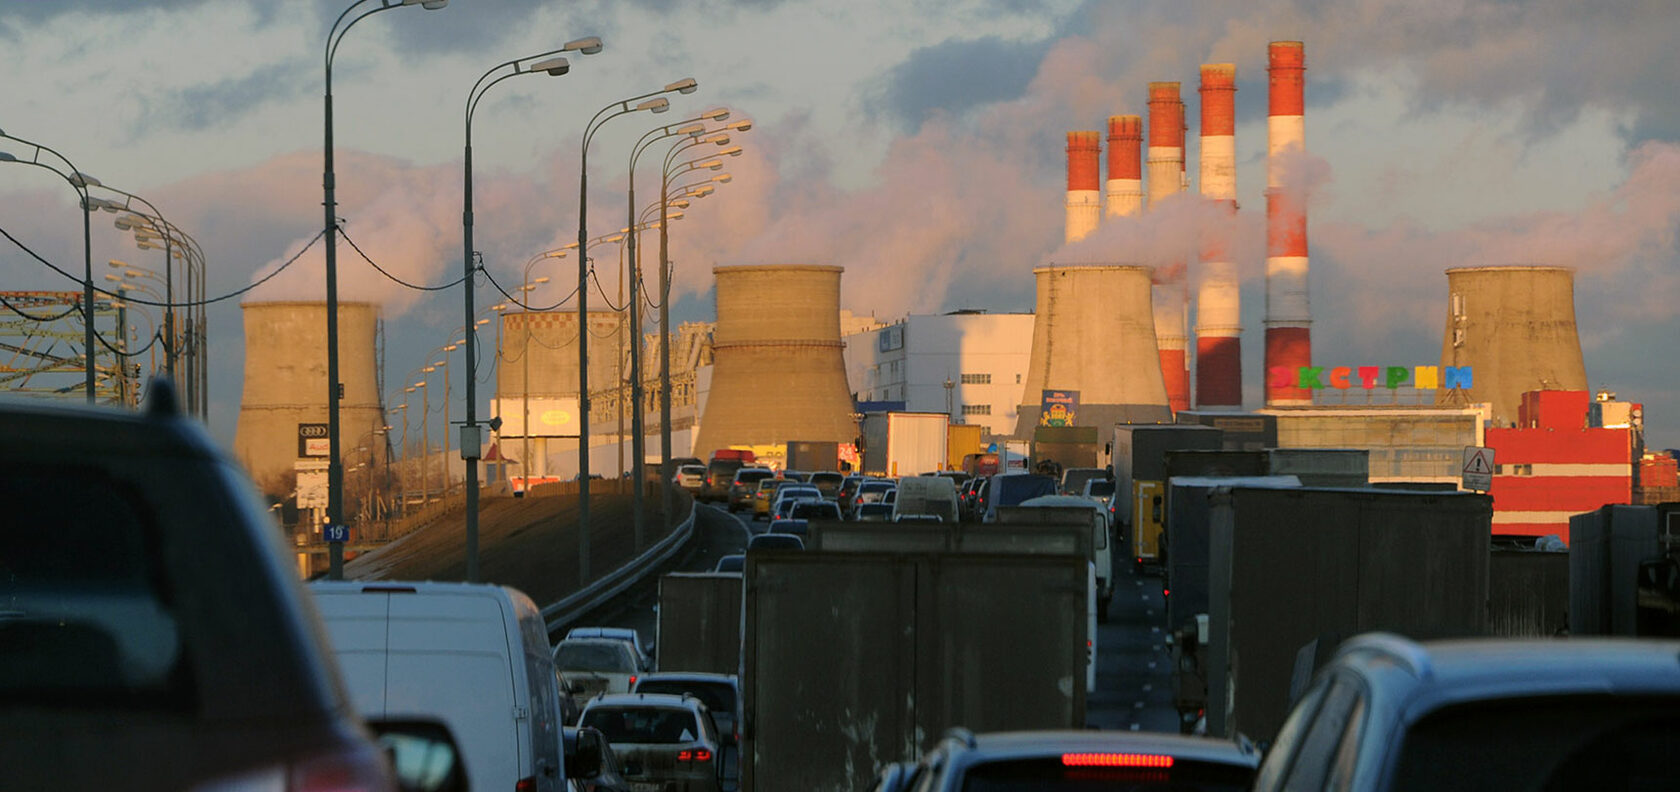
863;35;1052;130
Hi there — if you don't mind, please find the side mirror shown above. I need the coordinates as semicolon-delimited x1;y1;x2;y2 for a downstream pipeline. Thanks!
367;719;468;792
575;727;606;778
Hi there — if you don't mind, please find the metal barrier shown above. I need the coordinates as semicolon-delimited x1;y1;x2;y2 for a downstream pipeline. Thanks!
543;500;697;633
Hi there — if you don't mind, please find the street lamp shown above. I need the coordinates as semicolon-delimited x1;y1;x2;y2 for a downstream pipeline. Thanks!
118;213;207;419
0;131;100;402
575;78;696;583
88;185;180;392
322;0;449;580
460;35;600;583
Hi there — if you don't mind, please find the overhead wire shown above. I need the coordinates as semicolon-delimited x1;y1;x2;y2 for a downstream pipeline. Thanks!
340;228;467;292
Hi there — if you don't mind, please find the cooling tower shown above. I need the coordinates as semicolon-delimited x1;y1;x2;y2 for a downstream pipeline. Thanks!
234;301;385;497
1439;266;1588;426
495;310;624;405
1196;62;1243;410
1105;115;1144;218
693;265;856;458
1013;265;1172;437
1065;131;1102;244
1147;81;1190;414
1265;40;1313;406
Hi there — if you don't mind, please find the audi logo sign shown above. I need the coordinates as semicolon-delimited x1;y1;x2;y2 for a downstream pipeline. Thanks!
298;423;329;438
298;423;330;458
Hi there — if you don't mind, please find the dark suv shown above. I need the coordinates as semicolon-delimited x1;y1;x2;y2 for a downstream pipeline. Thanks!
0;384;397;791
909;727;1258;791
1254;632;1680;792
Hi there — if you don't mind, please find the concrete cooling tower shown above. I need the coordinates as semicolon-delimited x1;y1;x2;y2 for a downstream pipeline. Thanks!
234;301;385;496
1013;265;1172;438
1439;266;1588;426
693;265;857;458
495;310;624;408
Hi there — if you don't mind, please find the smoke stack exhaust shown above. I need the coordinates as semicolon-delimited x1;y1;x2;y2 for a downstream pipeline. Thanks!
1105;115;1144;218
1147;81;1190;413
1265;40;1312;406
1196;63;1242;410
1065;131;1101;243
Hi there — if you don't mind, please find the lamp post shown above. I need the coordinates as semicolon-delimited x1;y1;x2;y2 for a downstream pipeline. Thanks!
623;108;729;547
323;0;449;581
0;130;100;402
123;216;207;419
416;374;431;506
461;37;599;583
88;185;179;392
576;78;696;584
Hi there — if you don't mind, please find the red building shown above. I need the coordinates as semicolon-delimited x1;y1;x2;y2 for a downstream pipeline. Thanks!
1486;390;1637;544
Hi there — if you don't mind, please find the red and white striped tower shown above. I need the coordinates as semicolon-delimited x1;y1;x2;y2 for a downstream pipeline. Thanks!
1065;130;1102;243
1105;115;1144;219
1147;81;1190;414
1265;40;1312;406
1196;63;1242;410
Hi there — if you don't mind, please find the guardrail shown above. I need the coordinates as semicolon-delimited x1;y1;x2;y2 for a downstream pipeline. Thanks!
542;500;697;634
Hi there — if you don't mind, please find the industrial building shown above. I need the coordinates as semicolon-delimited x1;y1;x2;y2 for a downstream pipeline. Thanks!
841;311;1035;438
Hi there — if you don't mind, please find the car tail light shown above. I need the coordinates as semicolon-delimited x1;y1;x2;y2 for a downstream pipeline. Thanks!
1062;753;1173;768
678;749;713;762
628;675;637;687
286;743;394;792
515;778;536;792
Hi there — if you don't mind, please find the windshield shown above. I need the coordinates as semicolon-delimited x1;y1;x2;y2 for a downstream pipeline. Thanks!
1086;480;1116;497
581;706;703;744
555;643;634;672
635;681;735;715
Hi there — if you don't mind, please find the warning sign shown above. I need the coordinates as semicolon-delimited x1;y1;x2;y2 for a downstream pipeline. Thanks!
1461;446;1494;492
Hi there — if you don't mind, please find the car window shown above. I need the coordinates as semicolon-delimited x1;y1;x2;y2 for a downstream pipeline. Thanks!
1253;677;1330;791
635;681;735;715
1280;676;1361;791
582;706;701;744
0;469;187;706
791;501;840;519
555;642;635;672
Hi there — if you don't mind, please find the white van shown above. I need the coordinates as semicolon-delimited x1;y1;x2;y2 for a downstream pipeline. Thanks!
891;475;959;523
310;581;569;792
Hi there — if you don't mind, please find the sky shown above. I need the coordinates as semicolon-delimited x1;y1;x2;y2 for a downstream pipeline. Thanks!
2;0;1677;452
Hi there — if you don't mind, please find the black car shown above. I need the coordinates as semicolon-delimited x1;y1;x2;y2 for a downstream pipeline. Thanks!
0;382;399;791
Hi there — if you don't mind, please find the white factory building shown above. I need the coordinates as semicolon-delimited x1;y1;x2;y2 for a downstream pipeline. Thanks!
842;311;1035;438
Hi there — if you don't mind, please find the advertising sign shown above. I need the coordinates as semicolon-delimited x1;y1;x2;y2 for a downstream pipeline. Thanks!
491;397;581;438
294;460;329;509
298;423;329;458
1039;389;1079;427
1268;365;1473;391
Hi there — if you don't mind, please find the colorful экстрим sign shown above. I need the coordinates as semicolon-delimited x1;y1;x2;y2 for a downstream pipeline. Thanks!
1267;365;1472;390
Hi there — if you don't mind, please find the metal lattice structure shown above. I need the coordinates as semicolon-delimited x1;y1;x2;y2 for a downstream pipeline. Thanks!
0;290;133;405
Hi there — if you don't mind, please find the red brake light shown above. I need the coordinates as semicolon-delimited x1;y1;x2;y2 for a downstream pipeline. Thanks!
1062;753;1173;768
288;743;394;792
629;675;637;687
694;748;712;762
678;750;692;761
516;778;537;792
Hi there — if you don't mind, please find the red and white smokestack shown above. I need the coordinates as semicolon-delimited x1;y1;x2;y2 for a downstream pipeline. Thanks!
1196;63;1241;410
1105;115;1143;218
1065;130;1101;243
1147;81;1190;413
1265;40;1312;406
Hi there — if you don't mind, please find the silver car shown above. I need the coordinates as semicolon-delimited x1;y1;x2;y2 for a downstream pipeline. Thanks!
580;693;724;792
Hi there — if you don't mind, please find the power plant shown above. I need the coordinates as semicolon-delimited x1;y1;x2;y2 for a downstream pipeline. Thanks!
692;265;856;459
492;309;625;477
1013;265;1172;435
233;301;385;498
1264;40;1313;407
1439;266;1588;427
1195;63;1242;410
1147;81;1191;414
1064;131;1102;243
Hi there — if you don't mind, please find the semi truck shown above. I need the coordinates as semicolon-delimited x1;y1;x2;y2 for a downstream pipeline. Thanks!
1570;503;1680;637
861;411;949;477
1187;484;1491;742
741;551;1087;792
654;572;744;675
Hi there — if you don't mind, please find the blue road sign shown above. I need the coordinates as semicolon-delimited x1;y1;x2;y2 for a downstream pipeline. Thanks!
323;524;350;543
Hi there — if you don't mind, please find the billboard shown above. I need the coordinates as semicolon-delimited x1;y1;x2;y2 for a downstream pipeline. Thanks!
1039;389;1079;427
298;423;329;457
492;397;581;438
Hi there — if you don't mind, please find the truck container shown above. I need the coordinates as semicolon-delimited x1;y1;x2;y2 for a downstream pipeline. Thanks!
1111;426;1224;560
1173;411;1278;450
1031;425;1101;474
1201;485;1491;742
785;440;840;473
1488;549;1569;637
861;411;949;477
741;552;1087;792
655;572;744;675
1569;504;1664;636
1265;448;1370;487
946;424;985;471
1164;450;1269;480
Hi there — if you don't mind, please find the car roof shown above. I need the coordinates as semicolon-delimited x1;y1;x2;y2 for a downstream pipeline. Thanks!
1017;494;1103;511
1;391;220;462
945;729;1259;768
584;692;707;711
558;636;637;650
636;672;739;687
1334;633;1680;716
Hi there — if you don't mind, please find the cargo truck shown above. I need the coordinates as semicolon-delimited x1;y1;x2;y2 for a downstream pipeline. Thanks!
785;440;840;473
860;411;949;477
741;551;1087;792
1112;424;1223;571
946;424;984;472
1031;425;1101;473
1569;503;1680;637
655;572;744;675
1193;485;1491;742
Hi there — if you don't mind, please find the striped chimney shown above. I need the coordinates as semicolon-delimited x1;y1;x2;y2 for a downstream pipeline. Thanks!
1148;81;1190;413
1265;40;1312;406
1105;115;1144;218
1065;131;1102;243
1196;63;1242;409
